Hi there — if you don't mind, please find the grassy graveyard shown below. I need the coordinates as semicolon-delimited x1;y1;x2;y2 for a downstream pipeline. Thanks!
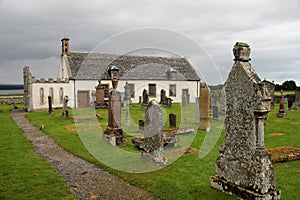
22;103;300;199
0;104;75;200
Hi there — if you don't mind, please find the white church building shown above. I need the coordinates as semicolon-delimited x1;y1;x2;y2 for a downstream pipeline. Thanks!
23;38;201;111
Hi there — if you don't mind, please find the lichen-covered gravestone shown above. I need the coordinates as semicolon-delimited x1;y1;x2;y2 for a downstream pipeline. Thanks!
211;42;281;199
142;101;167;165
199;82;211;131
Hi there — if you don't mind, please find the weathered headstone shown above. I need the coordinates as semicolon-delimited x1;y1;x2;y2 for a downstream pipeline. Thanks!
199;82;211;131
62;96;69;119
125;106;130;126
142;89;149;108
95;79;107;109
48;96;53;115
169;113;176;129
296;92;300;106
124;81;131;105
276;90;287;118
166;97;172;108
195;97;199;123
142;101;167;165
211;42;280;199
182;90;189;107
212;105;219;121
138;120;145;132
160;89;167;106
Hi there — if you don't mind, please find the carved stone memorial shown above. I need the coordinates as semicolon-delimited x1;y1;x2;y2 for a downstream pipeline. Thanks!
276;90;286;118
211;42;281;199
160;89;167;106
142;101;167;165
48;96;53;115
95;79;107;109
104;66;126;146
169;113;176;129
62;95;69;119
199;82;211;130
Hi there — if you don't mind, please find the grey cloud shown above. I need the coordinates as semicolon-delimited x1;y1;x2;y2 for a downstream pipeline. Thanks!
0;0;299;85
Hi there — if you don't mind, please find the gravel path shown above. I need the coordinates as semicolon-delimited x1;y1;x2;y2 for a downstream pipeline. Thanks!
11;111;154;200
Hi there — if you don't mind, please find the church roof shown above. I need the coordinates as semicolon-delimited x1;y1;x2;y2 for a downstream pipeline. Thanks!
66;51;200;81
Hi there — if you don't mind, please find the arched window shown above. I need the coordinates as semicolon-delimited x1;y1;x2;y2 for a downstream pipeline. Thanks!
49;88;54;104
40;88;44;104
59;87;64;104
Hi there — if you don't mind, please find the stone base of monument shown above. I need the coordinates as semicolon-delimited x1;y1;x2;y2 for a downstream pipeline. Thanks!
199;117;211;131
276;110;287;118
211;176;281;200
95;101;108;109
103;128;126;146
141;150;167;165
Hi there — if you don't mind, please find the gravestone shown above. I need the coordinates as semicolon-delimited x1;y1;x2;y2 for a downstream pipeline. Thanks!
142;101;167;165
62;96;69;119
125;106;130;126
138;120;145;132
48;96;53;115
211;42;280;199
212;105;219;121
166;98;172;107
182;90;189;107
160;89;167;106
276;90;287;118
199;82;211;131
169;113;176;129
124;82;131;105
95;79;108;109
104;67;125;146
195;97;200;123
296;92;300;106
142;89;149;108
219;88;226;114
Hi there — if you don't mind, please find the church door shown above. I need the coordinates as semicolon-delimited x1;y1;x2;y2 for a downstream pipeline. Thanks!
77;90;90;108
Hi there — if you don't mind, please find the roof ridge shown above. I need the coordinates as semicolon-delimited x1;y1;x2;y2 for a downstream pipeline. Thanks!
68;51;184;60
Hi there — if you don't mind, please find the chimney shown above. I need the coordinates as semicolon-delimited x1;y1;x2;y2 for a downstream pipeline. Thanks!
61;37;70;56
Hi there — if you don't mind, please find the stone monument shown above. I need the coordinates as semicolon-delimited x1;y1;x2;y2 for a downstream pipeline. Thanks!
123;81;131;106
160;89;167;106
142;89;149;108
62;95;69;119
194;97;200;123
95;79;108;109
211;42;281;199
276;90;286;118
104;66;126;146
142;101;167;165
296;92;300;106
48;96;53;115
169;113;176;129
199;82;211;131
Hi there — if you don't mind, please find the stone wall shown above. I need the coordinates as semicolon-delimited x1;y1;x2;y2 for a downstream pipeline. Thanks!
0;96;23;105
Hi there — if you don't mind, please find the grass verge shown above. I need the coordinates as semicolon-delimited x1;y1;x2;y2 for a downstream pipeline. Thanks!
26;103;300;199
0;104;75;200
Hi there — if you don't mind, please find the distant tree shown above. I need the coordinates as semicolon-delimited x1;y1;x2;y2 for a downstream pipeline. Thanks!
275;84;282;91
282;80;297;91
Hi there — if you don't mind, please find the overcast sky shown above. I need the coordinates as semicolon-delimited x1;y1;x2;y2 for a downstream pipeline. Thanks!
0;0;300;85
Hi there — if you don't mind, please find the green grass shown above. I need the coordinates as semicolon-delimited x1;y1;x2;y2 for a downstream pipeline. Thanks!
25;103;300;199
0;104;75;200
274;90;297;96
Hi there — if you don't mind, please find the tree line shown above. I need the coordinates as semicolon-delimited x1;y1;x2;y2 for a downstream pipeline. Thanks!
275;80;299;91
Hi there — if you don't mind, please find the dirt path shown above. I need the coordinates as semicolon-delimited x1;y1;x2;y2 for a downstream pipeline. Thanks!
11;110;154;200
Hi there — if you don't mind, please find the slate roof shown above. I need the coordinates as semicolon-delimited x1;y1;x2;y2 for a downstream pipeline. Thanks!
67;51;200;81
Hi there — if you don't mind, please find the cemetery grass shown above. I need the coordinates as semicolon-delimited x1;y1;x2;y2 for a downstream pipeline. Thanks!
0;104;75;200
26;103;300;199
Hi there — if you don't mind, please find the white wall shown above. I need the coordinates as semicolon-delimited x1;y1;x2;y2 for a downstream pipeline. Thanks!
74;79;199;105
31;82;73;110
